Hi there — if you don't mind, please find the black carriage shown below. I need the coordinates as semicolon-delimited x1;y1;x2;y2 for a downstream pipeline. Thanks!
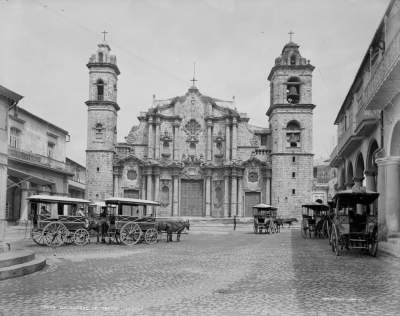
253;204;278;234
330;188;379;257
28;195;91;247
301;202;331;239
104;197;160;245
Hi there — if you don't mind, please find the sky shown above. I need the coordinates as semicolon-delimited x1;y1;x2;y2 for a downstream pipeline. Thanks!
0;0;391;166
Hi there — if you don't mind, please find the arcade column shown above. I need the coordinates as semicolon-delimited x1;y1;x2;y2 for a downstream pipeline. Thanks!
225;119;230;161
155;118;160;159
172;173;179;216
148;117;154;159
231;117;238;160
224;170;230;217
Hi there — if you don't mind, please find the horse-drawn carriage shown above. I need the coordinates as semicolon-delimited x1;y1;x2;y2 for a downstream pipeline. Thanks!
301;202;331;239
330;188;379;256
102;197;160;245
28;195;92;247
253;204;278;234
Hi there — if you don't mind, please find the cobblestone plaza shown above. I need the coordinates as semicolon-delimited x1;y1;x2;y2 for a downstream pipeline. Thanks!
1;227;399;316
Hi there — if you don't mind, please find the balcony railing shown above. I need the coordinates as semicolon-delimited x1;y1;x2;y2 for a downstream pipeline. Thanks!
8;147;73;174
363;28;400;110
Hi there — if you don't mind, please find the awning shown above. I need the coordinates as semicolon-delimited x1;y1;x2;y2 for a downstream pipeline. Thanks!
7;167;54;186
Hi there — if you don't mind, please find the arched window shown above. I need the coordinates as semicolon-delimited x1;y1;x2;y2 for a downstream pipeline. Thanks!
286;120;301;148
286;77;301;104
96;79;104;100
98;52;104;63
9;127;21;148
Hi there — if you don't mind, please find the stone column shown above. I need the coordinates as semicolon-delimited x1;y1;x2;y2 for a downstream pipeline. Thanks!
154;168;160;204
173;174;179;216
365;170;376;191
147;173;153;201
0;162;6;243
266;177;271;205
148;117;154;159
224;170;230;217
231;172;238;217
376;158;387;239
173;121;180;161
141;174;146;199
205;173;211;216
232;117;238;161
225;119;230;161
155;118;160;159
19;182;30;222
207;120;212;161
237;176;243;217
383;157;400;232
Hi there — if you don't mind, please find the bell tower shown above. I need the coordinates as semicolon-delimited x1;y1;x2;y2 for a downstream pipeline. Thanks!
267;38;315;219
85;38;120;202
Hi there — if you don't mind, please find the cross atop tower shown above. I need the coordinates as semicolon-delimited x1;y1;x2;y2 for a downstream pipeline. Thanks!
288;30;294;42
102;30;108;42
190;62;198;86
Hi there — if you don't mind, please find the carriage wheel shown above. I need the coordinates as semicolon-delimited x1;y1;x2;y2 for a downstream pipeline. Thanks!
301;220;307;239
144;228;158;245
43;222;68;247
31;229;46;246
332;225;341;256
73;228;90;246
120;223;142;245
368;232;378;257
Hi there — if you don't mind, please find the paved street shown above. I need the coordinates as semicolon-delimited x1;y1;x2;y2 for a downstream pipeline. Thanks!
1;226;400;316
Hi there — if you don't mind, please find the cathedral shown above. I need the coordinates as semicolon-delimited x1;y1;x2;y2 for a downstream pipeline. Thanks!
85;40;315;218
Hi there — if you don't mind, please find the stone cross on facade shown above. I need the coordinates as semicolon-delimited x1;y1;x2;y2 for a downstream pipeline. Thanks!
191;62;197;86
102;30;108;42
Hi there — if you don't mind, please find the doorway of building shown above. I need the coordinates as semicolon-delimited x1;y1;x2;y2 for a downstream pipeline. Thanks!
245;192;261;217
180;180;203;216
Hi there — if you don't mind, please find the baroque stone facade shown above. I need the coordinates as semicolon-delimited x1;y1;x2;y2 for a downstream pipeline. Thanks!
86;40;315;218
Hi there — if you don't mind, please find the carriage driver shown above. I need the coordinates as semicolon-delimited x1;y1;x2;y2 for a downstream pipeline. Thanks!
77;206;85;217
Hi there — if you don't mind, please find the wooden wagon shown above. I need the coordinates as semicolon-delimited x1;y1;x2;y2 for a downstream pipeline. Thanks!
301;202;331;239
104;197;160;245
28;195;91;247
252;203;278;234
330;188;379;257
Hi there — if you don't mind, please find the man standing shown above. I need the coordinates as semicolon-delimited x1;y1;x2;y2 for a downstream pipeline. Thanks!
233;215;237;231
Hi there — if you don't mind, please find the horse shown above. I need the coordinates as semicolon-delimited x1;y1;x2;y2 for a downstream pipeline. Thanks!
157;220;190;242
86;217;109;243
282;217;298;228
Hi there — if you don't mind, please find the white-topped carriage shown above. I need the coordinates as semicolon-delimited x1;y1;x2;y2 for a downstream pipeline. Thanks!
28;195;91;247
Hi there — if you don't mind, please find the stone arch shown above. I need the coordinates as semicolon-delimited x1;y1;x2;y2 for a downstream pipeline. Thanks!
354;152;365;186
346;160;354;187
390;120;400;156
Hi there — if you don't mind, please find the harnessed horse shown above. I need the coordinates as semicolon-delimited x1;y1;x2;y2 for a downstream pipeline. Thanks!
157;220;190;242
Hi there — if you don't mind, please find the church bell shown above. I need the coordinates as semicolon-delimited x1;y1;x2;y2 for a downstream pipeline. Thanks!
287;85;299;103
